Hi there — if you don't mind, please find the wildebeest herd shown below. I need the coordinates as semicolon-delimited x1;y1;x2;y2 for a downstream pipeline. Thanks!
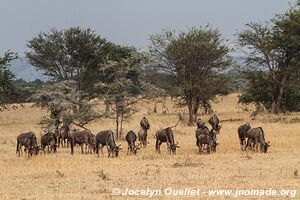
15;114;270;158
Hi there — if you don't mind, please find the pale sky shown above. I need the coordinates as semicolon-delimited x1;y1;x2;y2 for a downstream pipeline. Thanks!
0;0;295;56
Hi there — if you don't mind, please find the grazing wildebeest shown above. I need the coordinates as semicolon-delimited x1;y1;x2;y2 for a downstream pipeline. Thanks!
245;127;270;153
195;127;218;154
208;114;222;134
41;132;58;154
87;133;96;154
58;125;70;148
125;130;140;155
196;119;205;129
237;123;251;150
95;130;121;158
69;129;94;155
155;127;179;154
138;117;150;148
16;132;38;157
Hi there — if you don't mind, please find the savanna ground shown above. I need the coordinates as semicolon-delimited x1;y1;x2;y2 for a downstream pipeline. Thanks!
0;94;299;200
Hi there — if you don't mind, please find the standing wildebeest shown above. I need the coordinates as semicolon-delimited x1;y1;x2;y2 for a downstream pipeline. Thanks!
208;114;222;134
237;123;251;150
125;130;140;155
58;125;70;148
155;127;179;154
41;132;58;154
69;129;95;155
16;132;38;157
195;127;218;154
138;117;150;148
95;130;121;158
245;127;270;153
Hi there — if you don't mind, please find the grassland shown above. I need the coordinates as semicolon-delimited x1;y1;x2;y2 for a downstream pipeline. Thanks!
0;94;299;199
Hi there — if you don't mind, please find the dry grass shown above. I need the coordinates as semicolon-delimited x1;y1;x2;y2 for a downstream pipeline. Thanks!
0;93;299;199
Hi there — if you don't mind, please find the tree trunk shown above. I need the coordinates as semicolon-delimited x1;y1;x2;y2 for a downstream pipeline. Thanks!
187;99;194;125
115;114;119;139
105;99;110;114
274;74;288;114
153;101;157;113
120;113;124;138
192;97;200;123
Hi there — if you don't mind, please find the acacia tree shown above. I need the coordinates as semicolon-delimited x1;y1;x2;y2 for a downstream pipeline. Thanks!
96;52;163;138
26;27;111;130
149;27;232;124
32;81;101;133
0;51;18;110
238;2;300;113
26;27;108;91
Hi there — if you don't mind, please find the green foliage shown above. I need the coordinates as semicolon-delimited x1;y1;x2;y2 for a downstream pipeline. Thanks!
0;51;18;109
239;69;300;112
149;27;232;123
26;27;108;91
95;52;163;137
238;2;300;113
238;71;273;109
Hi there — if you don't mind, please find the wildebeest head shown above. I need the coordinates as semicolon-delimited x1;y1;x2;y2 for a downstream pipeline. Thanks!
132;143;140;155
140;117;150;130
262;141;270;153
110;144;122;157
169;141;180;154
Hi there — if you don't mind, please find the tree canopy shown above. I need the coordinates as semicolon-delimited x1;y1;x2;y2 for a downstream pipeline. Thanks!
238;2;300;113
149;27;232;124
0;51;18;110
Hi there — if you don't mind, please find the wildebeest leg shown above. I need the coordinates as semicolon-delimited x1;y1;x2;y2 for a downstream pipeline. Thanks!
70;140;74;155
106;146;111;158
198;145;201;155
100;145;104;156
155;138;161;153
207;144;211;154
239;136;245;151
127;145;130;155
96;142;100;157
167;142;171;154
16;141;20;157
81;144;84;154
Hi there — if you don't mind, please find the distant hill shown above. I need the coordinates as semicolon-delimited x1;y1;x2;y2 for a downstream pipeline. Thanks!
10;58;49;82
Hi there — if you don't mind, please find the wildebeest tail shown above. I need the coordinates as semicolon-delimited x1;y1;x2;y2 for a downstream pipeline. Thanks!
169;118;181;129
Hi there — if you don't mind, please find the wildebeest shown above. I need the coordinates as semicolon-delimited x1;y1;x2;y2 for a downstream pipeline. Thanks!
155;127;179;154
95;130;121;158
69;129;95;155
195;127;218;154
41;132;58;154
16;132;38;157
196;118;205;129
125;130;140;155
138;117;150;148
237;123;251;150
245;127;270;153
208;114;222;134
58;125;70;148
